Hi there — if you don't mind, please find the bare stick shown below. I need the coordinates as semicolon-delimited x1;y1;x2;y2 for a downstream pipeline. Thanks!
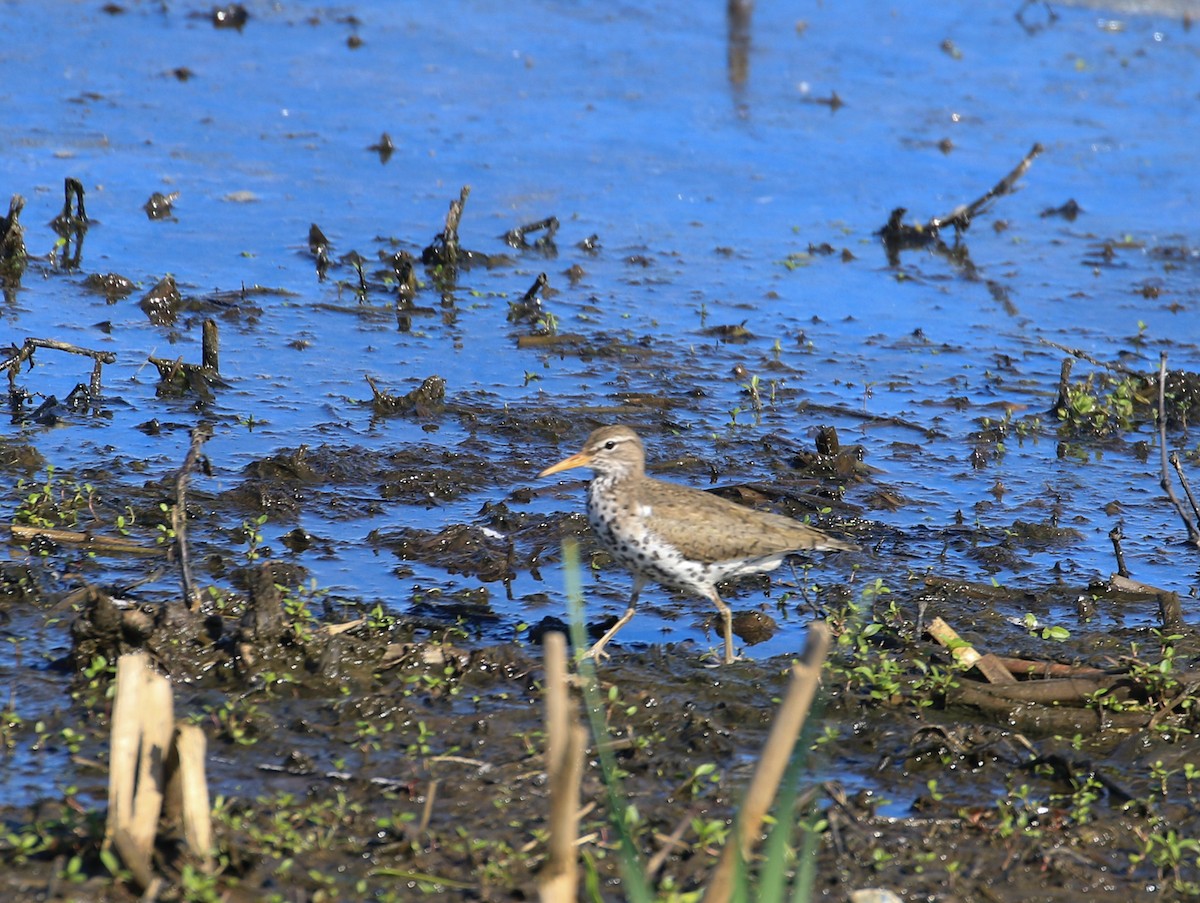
445;185;470;256
201;319;219;373
1157;352;1200;545
1109;573;1173;596
89;358;104;397
128;672;175;859
174;425;213;610
1170;452;1200;526
7;524;164;556
8;337;116;364
416;779;439;834
932;142;1045;231
703;621;832;903
645;810;695;882
1;338;116;398
1039;337;1142;378
1109;525;1129;578
540;632;584;903
881;144;1044;251
927;616;1015;684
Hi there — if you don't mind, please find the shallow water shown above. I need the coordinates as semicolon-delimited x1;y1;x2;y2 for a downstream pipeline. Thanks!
2;0;1199;814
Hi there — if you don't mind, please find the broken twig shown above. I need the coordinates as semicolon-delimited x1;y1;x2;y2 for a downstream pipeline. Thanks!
1157;352;1200;546
2;337;116;399
173;425;213;611
880;143;1043;261
928;617;1016;684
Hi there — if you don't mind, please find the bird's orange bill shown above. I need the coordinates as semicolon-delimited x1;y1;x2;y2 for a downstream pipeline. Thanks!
539;451;593;478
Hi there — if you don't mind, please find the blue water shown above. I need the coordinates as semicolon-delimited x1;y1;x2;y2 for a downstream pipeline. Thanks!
1;0;1197;668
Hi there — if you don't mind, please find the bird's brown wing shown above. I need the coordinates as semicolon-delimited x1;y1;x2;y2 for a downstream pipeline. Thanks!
639;480;855;564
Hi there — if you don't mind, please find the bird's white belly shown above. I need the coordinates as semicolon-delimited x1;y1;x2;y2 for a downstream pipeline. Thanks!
585;486;781;596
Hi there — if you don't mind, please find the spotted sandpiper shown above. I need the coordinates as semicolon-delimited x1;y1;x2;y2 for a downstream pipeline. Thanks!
539;425;857;664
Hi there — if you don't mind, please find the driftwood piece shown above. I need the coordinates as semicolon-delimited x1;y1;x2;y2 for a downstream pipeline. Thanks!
880;143;1043;261
927;617;1015;684
504;216;559;250
6;524;164;556
1;337;116;398
992;655;1112;680
1040;337;1143;380
950;682;1150;734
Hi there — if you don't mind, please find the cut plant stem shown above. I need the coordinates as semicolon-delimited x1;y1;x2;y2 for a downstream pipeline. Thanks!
702;620;831;903
539;631;585;903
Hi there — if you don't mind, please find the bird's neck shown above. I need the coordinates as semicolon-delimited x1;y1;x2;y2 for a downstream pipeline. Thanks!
588;470;635;501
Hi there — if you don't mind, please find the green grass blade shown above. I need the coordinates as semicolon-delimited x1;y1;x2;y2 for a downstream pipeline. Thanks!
562;539;654;903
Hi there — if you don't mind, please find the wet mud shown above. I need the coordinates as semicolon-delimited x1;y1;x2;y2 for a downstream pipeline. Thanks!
3;358;1200;900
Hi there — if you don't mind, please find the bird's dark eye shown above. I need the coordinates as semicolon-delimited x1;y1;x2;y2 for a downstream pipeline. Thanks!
604;441;615;450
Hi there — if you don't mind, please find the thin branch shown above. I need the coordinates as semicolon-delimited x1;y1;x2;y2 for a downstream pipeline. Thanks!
1038;337;1143;379
1170;452;1200;526
1157;352;1200;545
1108;525;1129;578
174;425;213;610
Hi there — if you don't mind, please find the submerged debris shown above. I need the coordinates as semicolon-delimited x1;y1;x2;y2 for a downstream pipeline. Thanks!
49;177;88;235
503;216;559;253
879;143;1043;264
1040;198;1081;220
367;132;394;163
0;194;26;276
139;275;183;326
82;272;136;301
372;522;515;584
143;191;180;220
507;272;553;334
308;222;331;281
365;374;446;417
421;185;480;271
149;319;225;400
